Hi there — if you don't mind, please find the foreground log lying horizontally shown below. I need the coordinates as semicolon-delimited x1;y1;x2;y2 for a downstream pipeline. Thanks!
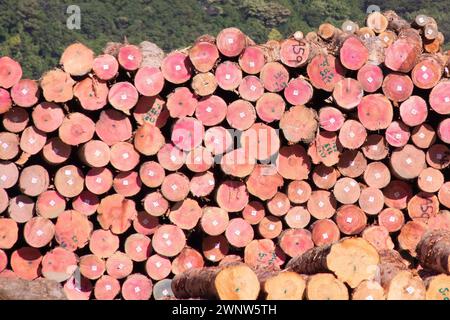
286;238;379;288
0;278;66;300
171;263;260;300
416;230;450;274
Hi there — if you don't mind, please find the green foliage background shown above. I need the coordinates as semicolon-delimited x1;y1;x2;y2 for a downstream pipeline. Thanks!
0;0;448;78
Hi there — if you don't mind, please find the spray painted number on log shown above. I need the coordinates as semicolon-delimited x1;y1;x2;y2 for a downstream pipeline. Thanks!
420;197;434;219
288;42;307;63
273;71;288;92
318;143;338;158
257;251;277;265
143;102;163;125
438;287;449;300
319;58;335;84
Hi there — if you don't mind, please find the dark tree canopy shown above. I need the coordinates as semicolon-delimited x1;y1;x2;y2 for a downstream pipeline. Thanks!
0;0;448;78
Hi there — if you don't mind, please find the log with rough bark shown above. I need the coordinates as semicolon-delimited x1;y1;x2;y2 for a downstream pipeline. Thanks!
286;238;379;288
377;249;426;300
416;230;450;274
171;263;260;300
0;278;66;300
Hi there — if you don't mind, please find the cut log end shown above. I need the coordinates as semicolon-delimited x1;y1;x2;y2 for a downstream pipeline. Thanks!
327;238;380;288
262;271;306;300
306;273;349;300
215;264;260;300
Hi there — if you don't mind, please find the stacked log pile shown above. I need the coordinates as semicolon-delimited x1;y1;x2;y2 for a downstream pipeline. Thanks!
0;11;449;300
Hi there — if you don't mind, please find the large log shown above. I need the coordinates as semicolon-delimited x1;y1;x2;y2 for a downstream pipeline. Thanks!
286;238;379;288
171;263;260;300
416;230;450;274
0;278;66;300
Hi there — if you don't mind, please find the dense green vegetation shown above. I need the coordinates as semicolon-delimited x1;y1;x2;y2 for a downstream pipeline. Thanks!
0;0;448;78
